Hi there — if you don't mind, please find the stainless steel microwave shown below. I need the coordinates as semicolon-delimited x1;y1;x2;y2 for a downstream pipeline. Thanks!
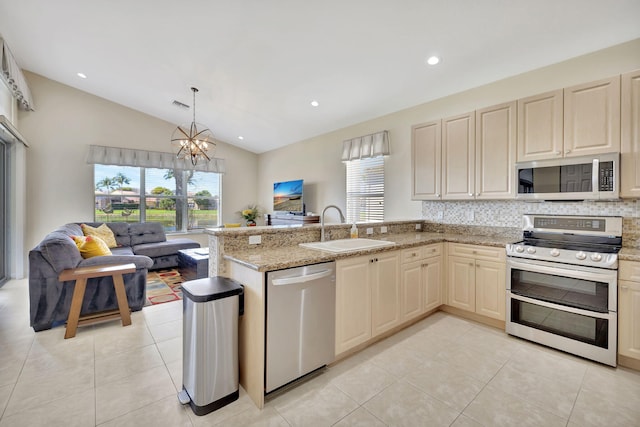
516;152;619;200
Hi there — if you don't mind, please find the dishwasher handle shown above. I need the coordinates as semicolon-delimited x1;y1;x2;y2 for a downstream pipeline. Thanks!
271;269;333;286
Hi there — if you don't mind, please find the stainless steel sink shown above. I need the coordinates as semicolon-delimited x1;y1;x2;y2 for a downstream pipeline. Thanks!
299;238;395;253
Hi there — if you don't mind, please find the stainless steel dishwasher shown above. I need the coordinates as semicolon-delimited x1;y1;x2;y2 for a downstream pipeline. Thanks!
265;261;336;393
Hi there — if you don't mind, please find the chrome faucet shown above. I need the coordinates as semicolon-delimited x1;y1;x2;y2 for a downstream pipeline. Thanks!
321;205;345;241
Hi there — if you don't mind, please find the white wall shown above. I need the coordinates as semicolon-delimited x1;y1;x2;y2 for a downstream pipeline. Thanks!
18;72;259;256
257;38;640;223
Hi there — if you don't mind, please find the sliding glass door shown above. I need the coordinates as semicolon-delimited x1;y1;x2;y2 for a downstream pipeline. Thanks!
0;139;6;286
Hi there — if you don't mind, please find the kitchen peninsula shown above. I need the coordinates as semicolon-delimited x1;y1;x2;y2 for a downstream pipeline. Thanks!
206;220;520;408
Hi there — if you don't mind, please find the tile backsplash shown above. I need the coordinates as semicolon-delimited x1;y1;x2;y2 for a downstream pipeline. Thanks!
421;199;640;228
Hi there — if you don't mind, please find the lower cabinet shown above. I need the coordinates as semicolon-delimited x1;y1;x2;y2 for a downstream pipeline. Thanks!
335;250;400;355
400;243;443;322
618;261;640;362
447;243;506;321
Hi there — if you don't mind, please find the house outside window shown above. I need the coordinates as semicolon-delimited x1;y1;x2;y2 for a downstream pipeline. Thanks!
94;164;221;232
346;156;384;223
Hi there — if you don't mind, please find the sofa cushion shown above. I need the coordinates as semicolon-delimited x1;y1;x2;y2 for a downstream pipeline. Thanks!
133;238;200;258
129;222;166;246
72;235;112;258
81;223;118;248
110;246;135;256
81;222;131;247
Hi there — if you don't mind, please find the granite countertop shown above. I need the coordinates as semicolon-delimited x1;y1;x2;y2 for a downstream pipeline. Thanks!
620;247;640;262
223;232;519;272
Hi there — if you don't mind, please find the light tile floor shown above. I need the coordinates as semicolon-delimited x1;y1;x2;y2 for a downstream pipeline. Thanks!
2;278;640;426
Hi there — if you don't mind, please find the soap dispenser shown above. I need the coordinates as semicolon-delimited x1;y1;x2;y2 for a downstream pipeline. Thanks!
350;223;358;239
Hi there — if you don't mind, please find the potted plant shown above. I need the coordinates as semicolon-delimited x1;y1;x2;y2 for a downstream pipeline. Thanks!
239;205;259;226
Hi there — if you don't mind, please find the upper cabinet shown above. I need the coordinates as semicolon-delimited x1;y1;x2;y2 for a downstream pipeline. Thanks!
442;112;475;199
517;90;563;162
564;76;621;157
517;76;621;162
411;120;441;200
475;101;516;199
621;69;640;198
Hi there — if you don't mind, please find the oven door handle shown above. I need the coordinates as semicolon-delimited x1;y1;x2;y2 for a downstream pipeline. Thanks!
509;292;613;318
507;258;617;282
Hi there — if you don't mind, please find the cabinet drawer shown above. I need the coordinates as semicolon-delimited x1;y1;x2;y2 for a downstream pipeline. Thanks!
401;243;441;263
619;260;640;282
448;243;505;262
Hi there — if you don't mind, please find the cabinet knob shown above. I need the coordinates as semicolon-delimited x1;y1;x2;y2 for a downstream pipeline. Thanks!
555;151;561;155
565;149;571;154
469;193;473;197
435;193;440;198
469;263;474;267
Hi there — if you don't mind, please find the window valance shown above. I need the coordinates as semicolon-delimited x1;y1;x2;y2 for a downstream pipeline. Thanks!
341;130;390;161
86;145;225;173
0;36;34;111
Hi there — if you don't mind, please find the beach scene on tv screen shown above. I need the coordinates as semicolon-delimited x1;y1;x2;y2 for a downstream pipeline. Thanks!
274;180;303;212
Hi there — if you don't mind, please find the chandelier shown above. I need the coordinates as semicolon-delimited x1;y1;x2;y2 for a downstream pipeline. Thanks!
171;87;216;166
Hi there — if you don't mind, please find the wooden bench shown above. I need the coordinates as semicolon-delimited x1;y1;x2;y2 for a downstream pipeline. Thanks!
58;263;137;338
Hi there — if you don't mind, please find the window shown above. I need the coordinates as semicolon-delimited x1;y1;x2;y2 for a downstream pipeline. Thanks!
94;164;221;232
346;157;384;223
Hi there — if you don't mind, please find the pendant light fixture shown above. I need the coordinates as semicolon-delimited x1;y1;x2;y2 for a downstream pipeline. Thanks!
171;87;216;166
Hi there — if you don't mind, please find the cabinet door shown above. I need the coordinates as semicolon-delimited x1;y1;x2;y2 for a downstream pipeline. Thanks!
517;90;564;161
423;256;442;313
619;280;640;360
335;257;372;355
476;101;516;199
475;259;506;321
412;120;442;200
621;69;640;198
447;255;475;312
371;252;401;337
401;260;423;321
442;112;475;199
564;76;621;157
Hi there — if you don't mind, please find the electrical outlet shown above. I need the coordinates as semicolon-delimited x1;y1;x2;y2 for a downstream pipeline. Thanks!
466;210;475;221
249;235;262;245
436;211;444;220
415;223;422;230
366;227;374;235
381;226;388;233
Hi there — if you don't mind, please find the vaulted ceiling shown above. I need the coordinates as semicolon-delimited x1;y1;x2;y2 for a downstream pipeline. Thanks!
1;0;639;153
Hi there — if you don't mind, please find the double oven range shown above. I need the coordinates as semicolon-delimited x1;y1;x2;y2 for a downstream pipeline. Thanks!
506;214;622;367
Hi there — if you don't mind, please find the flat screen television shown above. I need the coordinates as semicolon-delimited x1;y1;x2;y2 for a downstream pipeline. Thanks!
273;179;304;214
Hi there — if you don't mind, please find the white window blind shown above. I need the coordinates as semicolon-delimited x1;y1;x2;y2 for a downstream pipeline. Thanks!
346;156;384;223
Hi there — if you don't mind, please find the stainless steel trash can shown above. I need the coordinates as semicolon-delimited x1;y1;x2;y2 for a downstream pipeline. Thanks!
178;277;244;416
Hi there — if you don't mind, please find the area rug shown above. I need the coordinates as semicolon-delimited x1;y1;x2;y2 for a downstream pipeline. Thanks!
145;268;184;306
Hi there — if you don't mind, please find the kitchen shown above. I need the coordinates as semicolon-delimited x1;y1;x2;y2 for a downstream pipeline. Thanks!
208;50;640;418
1;5;640;425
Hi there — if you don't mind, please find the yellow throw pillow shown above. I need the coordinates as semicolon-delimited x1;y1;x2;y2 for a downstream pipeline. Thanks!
72;235;112;258
81;223;118;248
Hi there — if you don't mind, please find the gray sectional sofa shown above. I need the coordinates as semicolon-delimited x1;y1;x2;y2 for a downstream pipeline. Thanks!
28;222;200;331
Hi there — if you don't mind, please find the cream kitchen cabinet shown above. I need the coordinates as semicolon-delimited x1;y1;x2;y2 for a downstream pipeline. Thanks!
446;243;506;321
618;260;640;364
517;76;621;162
442;112;475;199
621;69;640;198
517;90;564;162
400;243;443;322
564;76;620;157
335;250;400;355
413;103;515;201
411;120;441;200
475;101;516;199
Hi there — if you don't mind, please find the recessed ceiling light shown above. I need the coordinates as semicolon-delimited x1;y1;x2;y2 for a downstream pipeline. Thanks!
77;72;87;79
238;136;244;140
426;56;440;66
310;100;319;107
